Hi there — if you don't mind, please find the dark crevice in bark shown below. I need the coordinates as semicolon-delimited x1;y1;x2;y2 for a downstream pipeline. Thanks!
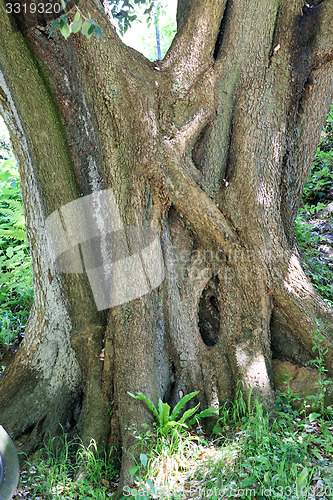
279;8;321;238
270;309;313;366
164;361;176;404
267;4;281;68
283;4;320;140
192;123;209;172
213;0;231;61
198;275;220;347
213;18;225;61
292;10;319;100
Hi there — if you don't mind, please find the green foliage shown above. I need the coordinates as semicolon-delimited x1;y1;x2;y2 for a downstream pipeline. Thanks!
124;453;156;500
216;381;251;429
307;325;333;416
303;161;333;204
295;216;333;307
123;380;333;499
14;357;333;498
209;401;317;499
198;377;333;499
295;104;333;308
301;105;333;206
17;432;118;498
0;144;33;348
49;9;103;39
128;390;217;437
274;371;302;425
108;0;159;35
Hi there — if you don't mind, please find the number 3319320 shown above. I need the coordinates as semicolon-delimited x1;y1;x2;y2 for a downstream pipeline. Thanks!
6;2;61;14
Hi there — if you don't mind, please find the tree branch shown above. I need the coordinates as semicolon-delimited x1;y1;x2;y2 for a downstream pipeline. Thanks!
282;61;333;234
162;0;228;89
279;0;333;234
312;0;333;70
146;141;240;255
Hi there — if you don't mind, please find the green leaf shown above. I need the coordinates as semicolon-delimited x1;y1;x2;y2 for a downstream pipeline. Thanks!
308;412;321;423
73;10;80;22
296;467;308;493
311;448;322;459
88;23;95;36
212;423;223;435
49;18;60;37
158;400;170;427
127;392;158;418
187;407;218;426
82;20;92;38
170;391;200;420
94;25;103;38
59;20;71;39
140;453;148;468
161;420;186;436
129;466;140;478
146;479;155;494
6;246;13;258
70;14;82;34
179;403;200;424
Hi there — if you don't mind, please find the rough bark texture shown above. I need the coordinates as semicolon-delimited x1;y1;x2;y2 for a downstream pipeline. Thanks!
0;0;333;492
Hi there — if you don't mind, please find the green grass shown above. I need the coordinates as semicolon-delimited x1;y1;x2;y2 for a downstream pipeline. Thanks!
15;434;119;499
15;381;333;499
121;385;333;499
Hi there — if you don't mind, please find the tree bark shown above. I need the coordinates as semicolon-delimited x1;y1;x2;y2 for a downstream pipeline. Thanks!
0;0;332;492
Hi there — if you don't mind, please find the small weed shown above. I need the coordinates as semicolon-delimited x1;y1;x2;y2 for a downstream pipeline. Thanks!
306;324;333;417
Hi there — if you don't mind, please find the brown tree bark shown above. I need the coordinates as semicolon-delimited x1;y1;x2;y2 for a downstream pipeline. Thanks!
0;0;332;492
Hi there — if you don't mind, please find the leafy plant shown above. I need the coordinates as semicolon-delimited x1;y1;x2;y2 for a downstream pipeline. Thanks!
302;106;333;206
124;378;333;500
128;390;217;437
0;146;33;348
14;381;333;498
121;453;156;500
275;370;301;424
306;325;333;416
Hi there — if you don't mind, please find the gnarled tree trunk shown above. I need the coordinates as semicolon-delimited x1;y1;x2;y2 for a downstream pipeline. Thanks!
0;0;332;491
